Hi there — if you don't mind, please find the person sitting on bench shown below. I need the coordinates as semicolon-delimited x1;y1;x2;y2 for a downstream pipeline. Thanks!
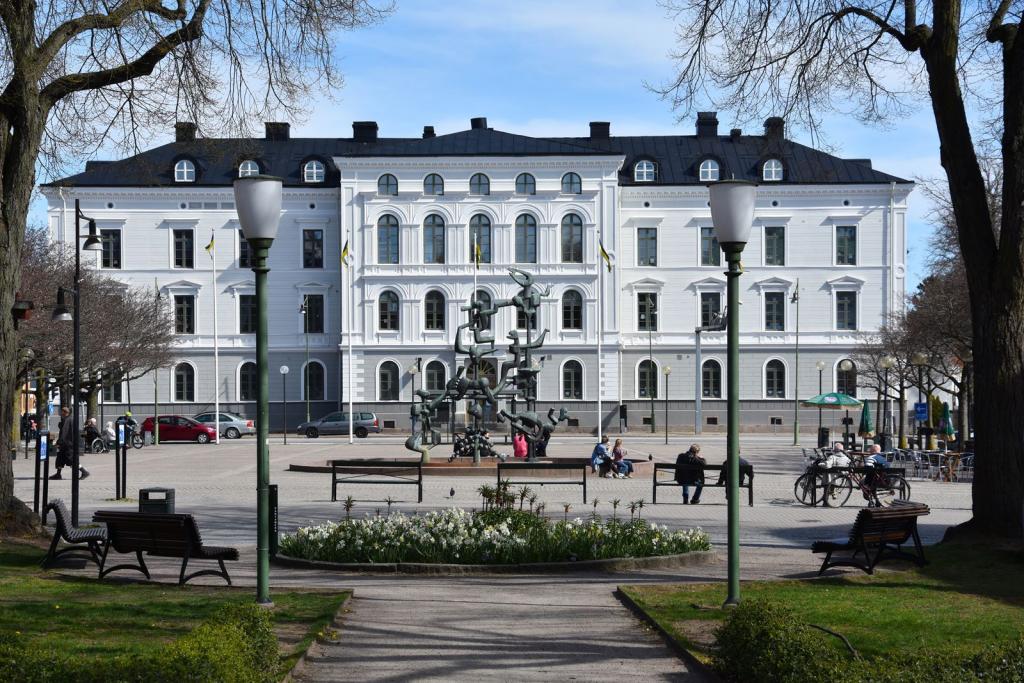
675;444;705;504
714;455;751;486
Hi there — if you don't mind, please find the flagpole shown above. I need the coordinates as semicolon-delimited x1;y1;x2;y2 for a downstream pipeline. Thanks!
596;238;603;442
210;232;220;445
346;236;354;444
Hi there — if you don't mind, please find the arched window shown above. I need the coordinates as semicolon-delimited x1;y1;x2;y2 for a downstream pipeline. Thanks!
424;291;446;330
638;360;658;399
837;360;857;397
634;160;656;182
561;172;582;194
469;214;492;264
766;360;786;398
563;360;583;400
423;214;446;264
174;159;195;183
377;214;400;264
379;361;399;401
304;361;325;401
763;158;784;181
423;173;444;195
515;214;537;263
561;213;584;263
239;362;257;401
701;359;722;398
377;173;399;196
473;289;492;330
468;359;497;388
699;159;720;182
425;360;446;393
469;173;490;195
174;363;195;401
378;291;399;330
517;308;537;330
238;160;260;177
562;290;583;330
303;160;325;183
515;173;536;195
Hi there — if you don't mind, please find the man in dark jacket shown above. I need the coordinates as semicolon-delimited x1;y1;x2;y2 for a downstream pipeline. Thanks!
675;444;705;504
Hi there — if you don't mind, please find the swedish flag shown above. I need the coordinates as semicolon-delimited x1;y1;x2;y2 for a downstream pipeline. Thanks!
204;232;215;253
599;239;613;272
475;242;483;269
340;239;351;266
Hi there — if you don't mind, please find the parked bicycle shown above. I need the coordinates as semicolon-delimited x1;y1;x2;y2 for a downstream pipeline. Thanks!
794;454;910;508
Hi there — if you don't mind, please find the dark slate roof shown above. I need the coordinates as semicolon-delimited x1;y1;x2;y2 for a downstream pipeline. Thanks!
46;125;910;188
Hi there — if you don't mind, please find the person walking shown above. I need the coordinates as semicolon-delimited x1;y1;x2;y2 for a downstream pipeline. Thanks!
51;406;89;480
674;444;704;504
612;438;634;478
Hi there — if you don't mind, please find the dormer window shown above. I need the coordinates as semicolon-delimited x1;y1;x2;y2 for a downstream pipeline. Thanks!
561;172;582;194
699;159;720;182
378;173;398;196
303;160;325;183
174;159;196;183
763;158;784;181
469;173;490;195
634;160;656;182
238;160;260;177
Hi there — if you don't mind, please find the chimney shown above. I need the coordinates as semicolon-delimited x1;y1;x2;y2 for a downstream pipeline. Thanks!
470;117;488;130
422;126;436;139
264;122;290;141
85;160;113;172
764;116;785;138
696;112;719;137
174;122;197;142
589;121;610;139
730;128;742;141
352;121;379;143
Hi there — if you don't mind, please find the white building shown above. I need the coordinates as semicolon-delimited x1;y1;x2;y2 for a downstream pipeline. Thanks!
42;114;911;434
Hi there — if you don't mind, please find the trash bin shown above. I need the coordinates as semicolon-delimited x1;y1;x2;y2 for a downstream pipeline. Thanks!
139;487;175;514
817;427;830;448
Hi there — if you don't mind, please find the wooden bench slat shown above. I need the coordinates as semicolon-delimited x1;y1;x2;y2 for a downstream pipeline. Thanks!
812;503;929;575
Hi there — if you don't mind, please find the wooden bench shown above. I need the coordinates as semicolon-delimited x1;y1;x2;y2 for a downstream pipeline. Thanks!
330;460;423;503
91;511;239;585
42;499;106;568
497;462;588;503
652;463;754;505
811;501;929;575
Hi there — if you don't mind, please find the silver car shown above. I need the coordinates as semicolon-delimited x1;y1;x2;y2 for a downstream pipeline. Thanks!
297;411;381;439
193;412;256;439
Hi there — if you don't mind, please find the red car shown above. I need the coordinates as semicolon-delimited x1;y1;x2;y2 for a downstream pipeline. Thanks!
141;415;217;444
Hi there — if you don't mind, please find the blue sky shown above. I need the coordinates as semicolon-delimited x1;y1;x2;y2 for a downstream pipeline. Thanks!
33;0;943;289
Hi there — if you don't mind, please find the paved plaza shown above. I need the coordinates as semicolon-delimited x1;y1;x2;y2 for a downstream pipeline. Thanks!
12;434;972;681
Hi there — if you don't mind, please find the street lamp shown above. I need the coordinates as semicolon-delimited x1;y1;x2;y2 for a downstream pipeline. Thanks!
708;179;756;608
52;199;103;526
839;359;854;448
911;351;931;449
279;365;289;446
791;282;800;446
646;296;657;433
662;365;672;444
299;296;311;421
408;359;421;436
815;360;826;439
234;175;283;606
879;356;895;444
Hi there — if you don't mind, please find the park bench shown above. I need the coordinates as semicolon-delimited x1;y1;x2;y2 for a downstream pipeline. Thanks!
331;459;423;503
652;463;754;505
811;501;930;575
497;461;588;503
42;499;106;568
91;510;239;585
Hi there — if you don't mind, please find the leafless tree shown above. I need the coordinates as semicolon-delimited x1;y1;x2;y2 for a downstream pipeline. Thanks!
852;314;916;446
0;0;393;525
658;1;1024;539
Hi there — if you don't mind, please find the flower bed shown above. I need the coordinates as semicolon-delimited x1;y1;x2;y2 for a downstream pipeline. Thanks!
279;508;711;565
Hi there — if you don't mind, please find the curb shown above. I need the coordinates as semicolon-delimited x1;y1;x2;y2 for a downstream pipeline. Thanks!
283;591;354;682
614;587;723;682
272;550;718;575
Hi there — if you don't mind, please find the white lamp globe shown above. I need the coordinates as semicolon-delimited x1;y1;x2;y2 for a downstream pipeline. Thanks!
234;175;283;241
708;180;758;245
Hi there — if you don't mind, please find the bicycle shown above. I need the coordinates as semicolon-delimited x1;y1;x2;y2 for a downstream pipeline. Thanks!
823;456;911;507
794;457;833;506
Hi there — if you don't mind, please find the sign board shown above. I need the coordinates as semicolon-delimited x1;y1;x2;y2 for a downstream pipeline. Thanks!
118;424;125;445
914;402;928;422
39;432;48;461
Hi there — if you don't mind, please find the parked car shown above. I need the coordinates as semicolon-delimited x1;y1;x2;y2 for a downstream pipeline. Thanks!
297;411;381;439
193;412;255;439
141;415;217;444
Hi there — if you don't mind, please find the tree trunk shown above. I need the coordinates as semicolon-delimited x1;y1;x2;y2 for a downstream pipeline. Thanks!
898;385;906;448
86;386;100;423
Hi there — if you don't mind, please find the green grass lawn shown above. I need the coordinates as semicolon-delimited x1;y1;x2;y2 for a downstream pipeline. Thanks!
0;540;348;676
622;542;1024;660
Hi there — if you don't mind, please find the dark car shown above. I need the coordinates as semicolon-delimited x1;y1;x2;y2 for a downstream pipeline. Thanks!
296;411;381;439
141;415;217;444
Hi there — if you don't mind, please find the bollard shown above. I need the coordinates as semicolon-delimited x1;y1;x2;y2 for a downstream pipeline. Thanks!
34;430;50;516
269;484;279;557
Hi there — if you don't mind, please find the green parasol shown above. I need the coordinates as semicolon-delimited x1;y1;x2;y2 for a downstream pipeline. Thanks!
801;392;862;408
858;401;874;440
940;402;956;444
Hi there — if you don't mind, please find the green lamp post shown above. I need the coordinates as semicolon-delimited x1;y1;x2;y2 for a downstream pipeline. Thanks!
234;175;283;606
708;179;757;608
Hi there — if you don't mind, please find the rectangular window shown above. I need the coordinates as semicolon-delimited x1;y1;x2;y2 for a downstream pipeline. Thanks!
836;291;858;330
102;383;123;402
100;229;122;269
302;294;325;334
516;309;538;330
764;291;785;331
424;226;445;264
637;228;657;266
303;229;324;268
700;292;721;328
516;226;537;263
173;229;194;269
239;231;253;268
701;227;720;266
174;295;195;334
239;294;256;334
470;225;492;264
764;226;785;266
378;224;400;264
836;226;857;265
561;222;583;263
638;293;658;331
